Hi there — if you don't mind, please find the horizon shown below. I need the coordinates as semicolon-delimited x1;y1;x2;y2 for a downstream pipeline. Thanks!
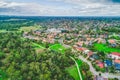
1;15;120;17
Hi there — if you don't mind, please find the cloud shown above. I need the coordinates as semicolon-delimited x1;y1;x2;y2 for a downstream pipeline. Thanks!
54;0;120;16
0;1;73;16
0;0;120;16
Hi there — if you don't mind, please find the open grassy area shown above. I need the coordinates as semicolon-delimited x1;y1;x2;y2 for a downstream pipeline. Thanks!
20;26;39;32
49;44;66;54
94;43;120;53
66;60;84;80
32;43;45;49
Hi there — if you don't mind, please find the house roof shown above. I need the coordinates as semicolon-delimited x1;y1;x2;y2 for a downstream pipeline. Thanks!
76;47;83;51
108;39;115;44
104;60;112;66
76;47;87;51
88;51;93;56
114;59;120;64
115;63;120;70
98;63;104;68
112;52;120;57
91;54;99;59
96;61;104;68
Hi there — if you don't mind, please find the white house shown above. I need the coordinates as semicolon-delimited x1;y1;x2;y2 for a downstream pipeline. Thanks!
110;52;120;59
83;50;90;55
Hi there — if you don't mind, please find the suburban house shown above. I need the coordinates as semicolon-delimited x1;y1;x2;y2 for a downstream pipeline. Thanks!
89;54;99;61
75;47;87;52
76;42;83;47
110;52;120;59
88;51;94;57
114;59;120;71
108;39;117;47
104;60;112;67
96;61;104;68
83;49;90;55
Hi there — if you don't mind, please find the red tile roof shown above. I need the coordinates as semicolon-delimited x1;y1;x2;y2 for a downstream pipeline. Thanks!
98;62;104;68
88;51;93;56
96;61;104;68
108;39;115;44
114;59;120;63
76;47;87;51
112;52;120;57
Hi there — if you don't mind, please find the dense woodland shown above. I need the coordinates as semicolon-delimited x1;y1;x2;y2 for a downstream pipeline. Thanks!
0;32;76;80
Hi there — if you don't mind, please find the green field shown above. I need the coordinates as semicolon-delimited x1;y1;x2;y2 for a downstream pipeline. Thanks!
49;44;66;54
94;43;120;53
66;60;84;80
32;43;45;49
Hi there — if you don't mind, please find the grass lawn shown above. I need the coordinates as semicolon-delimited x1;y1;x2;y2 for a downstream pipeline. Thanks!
32;43;45;49
94;43;120;53
66;60;84;80
49;44;66;54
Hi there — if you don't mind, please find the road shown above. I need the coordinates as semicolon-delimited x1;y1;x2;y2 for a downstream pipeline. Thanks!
58;39;120;79
79;55;120;79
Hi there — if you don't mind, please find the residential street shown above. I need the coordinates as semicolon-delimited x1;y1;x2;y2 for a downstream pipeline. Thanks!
79;55;120;79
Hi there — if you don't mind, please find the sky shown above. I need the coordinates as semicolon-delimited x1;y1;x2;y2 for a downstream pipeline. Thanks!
0;0;120;16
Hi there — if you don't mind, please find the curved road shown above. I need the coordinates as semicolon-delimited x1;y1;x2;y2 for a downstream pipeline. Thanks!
58;39;120;79
79;55;120;79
